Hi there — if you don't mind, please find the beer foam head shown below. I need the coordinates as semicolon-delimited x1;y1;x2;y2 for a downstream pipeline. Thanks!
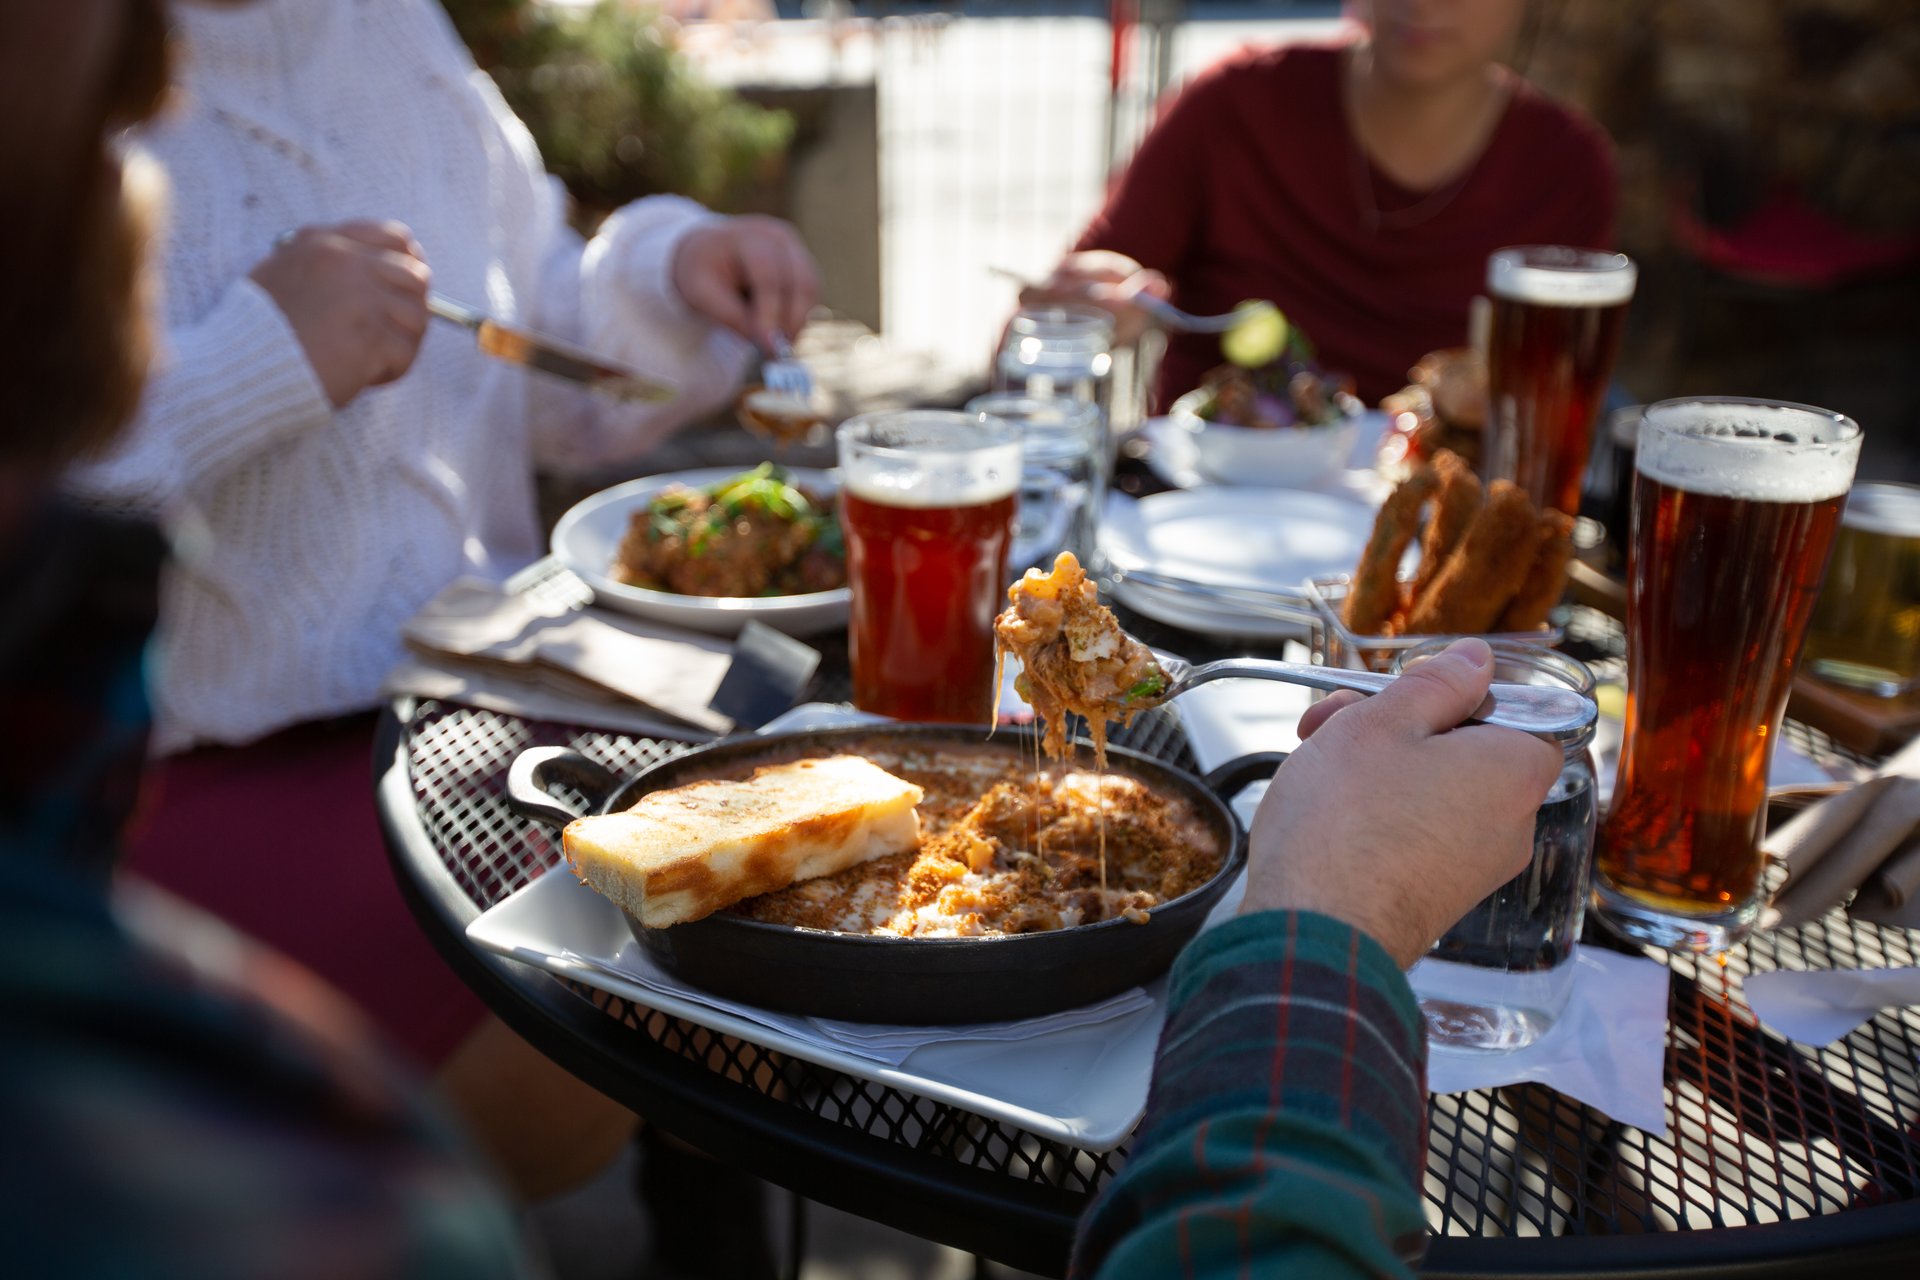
1637;399;1860;503
1487;246;1637;307
838;410;1022;507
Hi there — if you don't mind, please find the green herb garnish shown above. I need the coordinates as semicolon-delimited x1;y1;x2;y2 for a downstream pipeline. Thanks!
1126;671;1168;702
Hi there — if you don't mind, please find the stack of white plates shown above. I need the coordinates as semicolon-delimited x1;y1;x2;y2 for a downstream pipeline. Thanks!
1101;488;1380;640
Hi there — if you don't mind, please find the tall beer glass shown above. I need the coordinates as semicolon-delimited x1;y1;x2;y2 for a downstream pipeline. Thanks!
1484;246;1637;518
838;410;1021;723
1803;483;1920;697
1594;398;1861;954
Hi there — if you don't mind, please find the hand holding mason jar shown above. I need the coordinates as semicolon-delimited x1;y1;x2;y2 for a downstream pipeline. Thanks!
1396;640;1599;1052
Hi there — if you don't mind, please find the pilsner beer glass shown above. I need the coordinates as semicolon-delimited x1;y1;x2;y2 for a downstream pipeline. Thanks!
1803;483;1920;697
1593;398;1861;954
838;410;1021;723
1483;246;1636;518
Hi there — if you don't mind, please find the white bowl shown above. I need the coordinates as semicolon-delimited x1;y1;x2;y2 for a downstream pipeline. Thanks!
1171;387;1362;489
551;467;848;637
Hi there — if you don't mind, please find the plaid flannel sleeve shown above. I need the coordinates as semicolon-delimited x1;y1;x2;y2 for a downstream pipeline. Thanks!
1071;911;1429;1280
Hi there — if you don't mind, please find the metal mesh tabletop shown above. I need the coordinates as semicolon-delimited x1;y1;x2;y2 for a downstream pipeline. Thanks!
381;600;1920;1275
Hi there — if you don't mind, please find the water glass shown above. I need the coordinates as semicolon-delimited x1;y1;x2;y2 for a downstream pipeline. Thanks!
1397;640;1598;1052
994;304;1114;409
966;393;1102;570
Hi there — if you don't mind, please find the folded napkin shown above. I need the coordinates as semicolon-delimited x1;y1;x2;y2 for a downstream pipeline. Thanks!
387;576;735;738
585;931;1156;1068
1422;946;1672;1136
1765;734;1920;929
1743;966;1920;1047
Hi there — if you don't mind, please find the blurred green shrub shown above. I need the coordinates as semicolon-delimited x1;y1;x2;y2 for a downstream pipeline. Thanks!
441;0;794;218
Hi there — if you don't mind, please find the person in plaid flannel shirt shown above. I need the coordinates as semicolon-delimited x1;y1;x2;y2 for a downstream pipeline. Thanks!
1;4;1557;1276
1072;639;1560;1278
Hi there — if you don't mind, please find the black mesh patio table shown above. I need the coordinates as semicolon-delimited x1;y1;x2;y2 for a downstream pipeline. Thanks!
376;588;1920;1277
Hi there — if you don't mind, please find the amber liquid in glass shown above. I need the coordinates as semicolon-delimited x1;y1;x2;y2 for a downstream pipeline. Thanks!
1487;296;1628;517
842;489;1017;723
1597;473;1843;911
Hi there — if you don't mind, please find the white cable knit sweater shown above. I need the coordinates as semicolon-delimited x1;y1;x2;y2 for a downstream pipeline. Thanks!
71;0;752;753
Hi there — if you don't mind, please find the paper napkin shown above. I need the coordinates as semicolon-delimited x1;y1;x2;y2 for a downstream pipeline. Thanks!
571;932;1155;1068
1742;966;1920;1047
1766;735;1920;929
390;576;735;736
1423;946;1672;1136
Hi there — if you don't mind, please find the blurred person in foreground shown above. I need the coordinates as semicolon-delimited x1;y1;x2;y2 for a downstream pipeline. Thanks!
1073;638;1561;1278
62;0;817;1206
0;3;528;1276
0;42;1553;1258
1032;0;1617;407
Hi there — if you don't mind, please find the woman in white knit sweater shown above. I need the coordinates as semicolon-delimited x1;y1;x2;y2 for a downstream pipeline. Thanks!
72;0;815;1198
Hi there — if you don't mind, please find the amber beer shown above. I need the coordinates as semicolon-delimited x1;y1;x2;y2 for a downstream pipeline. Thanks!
1484;247;1636;518
1803;484;1920;696
1594;399;1860;954
838;411;1021;723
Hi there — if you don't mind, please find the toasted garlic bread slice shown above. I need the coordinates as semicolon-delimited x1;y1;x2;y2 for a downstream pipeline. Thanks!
562;755;924;927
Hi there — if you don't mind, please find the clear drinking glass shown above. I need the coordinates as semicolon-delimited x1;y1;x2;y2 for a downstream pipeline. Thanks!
837;410;1022;724
995;304;1115;408
965;393;1102;571
1593;398;1861;955
1483;246;1637;518
1397;640;1598;1052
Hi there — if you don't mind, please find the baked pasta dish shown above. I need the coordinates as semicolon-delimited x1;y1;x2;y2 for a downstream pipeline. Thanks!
995;552;1167;763
727;741;1223;934
611;463;845;598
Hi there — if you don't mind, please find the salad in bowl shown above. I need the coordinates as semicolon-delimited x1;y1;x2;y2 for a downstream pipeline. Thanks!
1171;304;1362;487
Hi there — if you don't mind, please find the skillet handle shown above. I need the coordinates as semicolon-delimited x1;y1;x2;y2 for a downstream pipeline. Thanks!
1200;751;1289;813
506;746;624;829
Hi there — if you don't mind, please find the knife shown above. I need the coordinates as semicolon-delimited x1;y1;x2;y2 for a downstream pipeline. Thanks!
427;292;676;404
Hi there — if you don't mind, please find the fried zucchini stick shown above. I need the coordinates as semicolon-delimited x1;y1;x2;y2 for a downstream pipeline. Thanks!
1410;450;1483;602
1497;508;1576;632
1343;466;1437;635
1404;480;1538;635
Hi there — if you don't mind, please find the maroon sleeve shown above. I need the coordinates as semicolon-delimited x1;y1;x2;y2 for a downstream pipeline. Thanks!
1073;66;1234;273
1558;109;1621;250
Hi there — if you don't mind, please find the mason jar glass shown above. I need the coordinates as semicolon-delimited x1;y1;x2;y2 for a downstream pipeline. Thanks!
1394;640;1599;1052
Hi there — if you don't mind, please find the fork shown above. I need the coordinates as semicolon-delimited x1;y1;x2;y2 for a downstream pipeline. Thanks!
1131;294;1267;335
988;265;1260;335
762;332;814;402
1132;653;1597;745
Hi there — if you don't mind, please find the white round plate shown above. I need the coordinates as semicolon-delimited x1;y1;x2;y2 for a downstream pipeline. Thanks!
1101;488;1379;639
552;467;848;637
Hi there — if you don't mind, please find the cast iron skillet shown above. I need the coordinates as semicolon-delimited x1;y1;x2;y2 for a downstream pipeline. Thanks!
506;722;1281;1024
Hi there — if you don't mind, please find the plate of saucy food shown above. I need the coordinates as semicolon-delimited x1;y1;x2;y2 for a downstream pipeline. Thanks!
483;566;1273;1144
550;464;848;636
503;558;1263;1022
